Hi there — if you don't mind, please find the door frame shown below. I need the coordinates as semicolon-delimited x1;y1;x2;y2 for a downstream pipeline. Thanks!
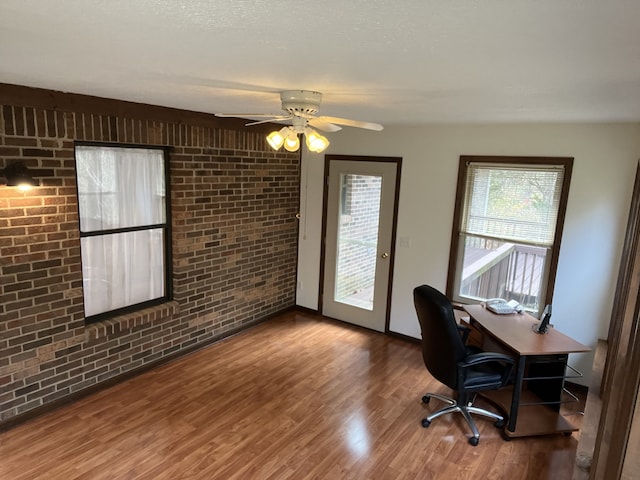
590;159;640;478
318;154;402;333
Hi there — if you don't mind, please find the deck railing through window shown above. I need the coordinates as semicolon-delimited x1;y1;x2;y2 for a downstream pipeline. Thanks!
461;238;547;311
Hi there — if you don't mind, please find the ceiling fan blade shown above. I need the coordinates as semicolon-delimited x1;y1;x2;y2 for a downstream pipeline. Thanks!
215;113;286;118
215;113;293;126
316;116;384;131
245;116;293;126
308;118;342;132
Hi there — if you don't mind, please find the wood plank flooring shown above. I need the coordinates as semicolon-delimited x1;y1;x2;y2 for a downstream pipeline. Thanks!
0;310;583;479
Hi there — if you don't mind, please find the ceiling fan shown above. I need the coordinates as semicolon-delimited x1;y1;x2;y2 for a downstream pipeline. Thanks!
215;90;383;153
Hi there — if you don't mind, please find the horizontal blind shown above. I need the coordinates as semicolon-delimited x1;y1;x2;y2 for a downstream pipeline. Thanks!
461;163;565;246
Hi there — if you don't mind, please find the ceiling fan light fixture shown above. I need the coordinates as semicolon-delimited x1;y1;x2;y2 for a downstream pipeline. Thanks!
304;128;330;153
266;126;289;151
283;129;300;152
225;89;383;154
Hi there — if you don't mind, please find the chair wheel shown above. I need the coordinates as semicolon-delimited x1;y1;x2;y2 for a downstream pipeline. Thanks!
494;419;505;428
422;395;431;404
468;436;479;446
421;418;431;428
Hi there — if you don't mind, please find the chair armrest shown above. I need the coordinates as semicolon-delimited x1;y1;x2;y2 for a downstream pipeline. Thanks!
461;352;515;367
458;352;516;386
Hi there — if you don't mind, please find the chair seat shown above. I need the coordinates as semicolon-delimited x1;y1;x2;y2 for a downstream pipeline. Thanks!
464;367;505;390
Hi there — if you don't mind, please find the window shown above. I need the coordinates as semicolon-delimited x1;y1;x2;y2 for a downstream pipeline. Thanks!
75;143;171;322
446;156;572;315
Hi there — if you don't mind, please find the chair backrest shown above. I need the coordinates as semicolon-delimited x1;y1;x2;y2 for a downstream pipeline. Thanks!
413;285;467;389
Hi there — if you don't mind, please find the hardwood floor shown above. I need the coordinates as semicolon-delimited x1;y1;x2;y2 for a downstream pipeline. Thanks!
0;310;583;479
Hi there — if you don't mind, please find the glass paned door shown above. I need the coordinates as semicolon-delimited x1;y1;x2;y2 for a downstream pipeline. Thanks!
322;158;399;332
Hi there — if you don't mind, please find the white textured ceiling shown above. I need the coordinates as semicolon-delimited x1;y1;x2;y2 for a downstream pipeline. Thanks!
1;0;639;127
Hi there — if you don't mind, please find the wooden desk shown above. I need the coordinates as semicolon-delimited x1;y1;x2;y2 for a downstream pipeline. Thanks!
463;304;591;438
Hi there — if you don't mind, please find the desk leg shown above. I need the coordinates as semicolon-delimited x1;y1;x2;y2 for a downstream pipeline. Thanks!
508;355;527;432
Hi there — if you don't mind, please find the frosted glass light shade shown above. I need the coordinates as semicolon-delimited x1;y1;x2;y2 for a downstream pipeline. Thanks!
305;128;330;153
266;127;289;150
284;131;300;152
266;126;329;153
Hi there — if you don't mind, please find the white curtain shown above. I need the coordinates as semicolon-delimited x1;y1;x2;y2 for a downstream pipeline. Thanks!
76;146;166;317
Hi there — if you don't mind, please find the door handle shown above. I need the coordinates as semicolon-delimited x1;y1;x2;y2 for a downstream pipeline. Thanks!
381;252;389;259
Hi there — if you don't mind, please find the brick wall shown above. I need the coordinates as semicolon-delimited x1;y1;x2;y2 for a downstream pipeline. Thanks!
0;86;299;423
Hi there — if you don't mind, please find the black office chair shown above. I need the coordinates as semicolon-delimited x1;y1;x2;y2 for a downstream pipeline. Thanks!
413;285;515;446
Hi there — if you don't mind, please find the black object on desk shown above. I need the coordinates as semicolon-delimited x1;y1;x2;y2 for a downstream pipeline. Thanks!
535;304;552;334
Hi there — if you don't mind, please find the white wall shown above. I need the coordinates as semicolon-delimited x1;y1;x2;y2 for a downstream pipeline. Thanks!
296;123;640;385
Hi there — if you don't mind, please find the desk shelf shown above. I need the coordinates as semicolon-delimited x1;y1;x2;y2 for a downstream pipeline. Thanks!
519;386;580;407
481;388;580;438
523;362;583;381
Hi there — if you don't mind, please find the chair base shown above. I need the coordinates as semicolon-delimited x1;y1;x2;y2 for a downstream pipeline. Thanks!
421;393;505;446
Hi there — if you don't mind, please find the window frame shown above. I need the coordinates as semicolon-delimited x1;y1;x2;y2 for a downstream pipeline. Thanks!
74;141;173;324
446;155;573;314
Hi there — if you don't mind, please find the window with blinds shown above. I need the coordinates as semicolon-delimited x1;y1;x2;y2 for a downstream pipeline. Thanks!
447;156;573;314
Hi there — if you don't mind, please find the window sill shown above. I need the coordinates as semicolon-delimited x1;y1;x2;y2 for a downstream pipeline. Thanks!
85;301;180;341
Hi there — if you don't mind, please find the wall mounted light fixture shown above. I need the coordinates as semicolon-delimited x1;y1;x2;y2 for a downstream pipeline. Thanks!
1;162;40;191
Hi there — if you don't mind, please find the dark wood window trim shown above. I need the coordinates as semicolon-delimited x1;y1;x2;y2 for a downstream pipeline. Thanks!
446;155;573;312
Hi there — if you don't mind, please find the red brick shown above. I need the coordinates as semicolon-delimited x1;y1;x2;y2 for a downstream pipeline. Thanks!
8;197;43;208
5;137;38;147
